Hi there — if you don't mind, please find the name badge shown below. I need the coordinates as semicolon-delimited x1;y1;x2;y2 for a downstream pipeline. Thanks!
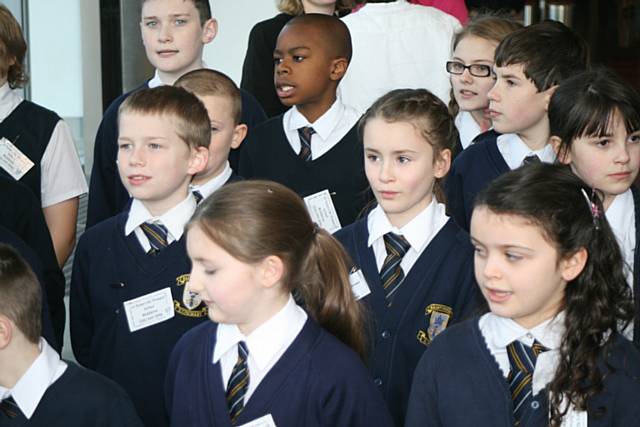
124;287;175;332
349;268;370;300
0;137;34;180
304;189;341;233
237;414;277;427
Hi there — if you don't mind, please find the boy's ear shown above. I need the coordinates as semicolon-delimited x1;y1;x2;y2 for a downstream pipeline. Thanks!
230;124;248;150
561;247;588;282
188;146;209;175
329;58;349;82
543;85;558;112
433;148;452;179
201;18;218;44
0;316;13;349
550;135;571;164
259;255;285;289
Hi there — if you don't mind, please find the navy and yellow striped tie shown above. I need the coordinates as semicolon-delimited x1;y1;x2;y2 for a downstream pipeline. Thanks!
380;232;411;304
192;189;204;203
297;126;315;162
226;341;250;425
0;396;20;419
507;340;548;425
140;221;169;253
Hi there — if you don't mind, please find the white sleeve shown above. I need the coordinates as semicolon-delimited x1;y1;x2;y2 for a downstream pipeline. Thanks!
40;120;88;208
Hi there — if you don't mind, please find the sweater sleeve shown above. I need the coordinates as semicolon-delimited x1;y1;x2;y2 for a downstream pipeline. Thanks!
445;157;469;231
69;234;95;366
405;347;443;427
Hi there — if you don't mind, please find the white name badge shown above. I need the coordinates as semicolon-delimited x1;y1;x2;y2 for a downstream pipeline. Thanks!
304;189;341;233
0;137;34;180
349;268;371;300
124;287;175;332
237;414;277;427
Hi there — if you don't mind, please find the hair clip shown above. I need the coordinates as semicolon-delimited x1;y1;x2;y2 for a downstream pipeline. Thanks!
580;188;601;230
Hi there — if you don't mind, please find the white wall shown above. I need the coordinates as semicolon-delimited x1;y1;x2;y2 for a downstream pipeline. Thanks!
203;0;279;84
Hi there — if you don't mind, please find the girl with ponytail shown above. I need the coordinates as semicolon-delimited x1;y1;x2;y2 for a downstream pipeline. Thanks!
165;180;393;427
406;163;640;427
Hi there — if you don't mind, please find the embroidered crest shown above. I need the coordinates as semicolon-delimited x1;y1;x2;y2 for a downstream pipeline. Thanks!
172;274;207;317
416;304;453;346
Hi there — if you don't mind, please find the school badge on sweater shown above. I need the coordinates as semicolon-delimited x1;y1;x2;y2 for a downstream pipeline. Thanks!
417;304;452;345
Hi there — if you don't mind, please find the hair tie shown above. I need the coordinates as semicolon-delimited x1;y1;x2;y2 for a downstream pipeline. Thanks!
580;188;601;230
312;223;320;236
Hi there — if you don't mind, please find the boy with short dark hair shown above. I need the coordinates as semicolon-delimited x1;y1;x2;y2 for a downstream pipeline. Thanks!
238;14;368;229
446;20;590;230
87;0;266;227
0;244;143;426
71;86;210;427
174;68;246;199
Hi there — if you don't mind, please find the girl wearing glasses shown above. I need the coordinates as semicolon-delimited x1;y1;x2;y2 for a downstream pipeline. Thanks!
447;16;521;154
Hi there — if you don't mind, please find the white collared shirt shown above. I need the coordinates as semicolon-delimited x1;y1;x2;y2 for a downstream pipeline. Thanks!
282;98;360;160
496;133;556;170
455;111;483;150
0;83;87;207
606;189;636;291
125;194;197;252
367;199;449;273
147;62;208;88
0;338;67;419
190;161;232;200
213;295;307;401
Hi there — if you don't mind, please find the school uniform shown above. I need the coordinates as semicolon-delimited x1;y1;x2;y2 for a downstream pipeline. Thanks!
86;71;266;228
70;194;208;427
446;131;556;230
0;82;87;207
165;296;394;427
405;313;640;427
238;99;368;227
455;111;482;152
334;201;479;426
0;338;142;427
0;175;65;349
606;187;639;346
189;161;242;201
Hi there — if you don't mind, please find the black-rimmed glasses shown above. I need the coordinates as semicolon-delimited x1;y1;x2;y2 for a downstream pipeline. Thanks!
446;61;493;77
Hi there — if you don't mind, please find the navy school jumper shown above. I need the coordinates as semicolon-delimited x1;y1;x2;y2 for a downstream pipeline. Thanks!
405;318;640;427
20;362;143;427
334;217;481;426
70;211;209;427
165;319;395;427
86;82;266;227
446;130;506;230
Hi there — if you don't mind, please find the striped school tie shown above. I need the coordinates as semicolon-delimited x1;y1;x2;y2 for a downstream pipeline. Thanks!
507;340;548;426
226;341;250;425
140;221;169;253
522;155;541;166
192;189;204;203
297;126;315;162
0;396;20;419
380;232;411;304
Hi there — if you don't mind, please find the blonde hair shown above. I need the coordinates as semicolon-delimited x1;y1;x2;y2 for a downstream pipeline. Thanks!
175;68;242;124
187;180;367;359
277;0;356;15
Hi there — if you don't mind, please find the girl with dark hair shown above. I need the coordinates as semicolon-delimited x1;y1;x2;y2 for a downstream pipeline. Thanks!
334;88;479;426
549;68;640;347
406;163;640;427
164;180;393;427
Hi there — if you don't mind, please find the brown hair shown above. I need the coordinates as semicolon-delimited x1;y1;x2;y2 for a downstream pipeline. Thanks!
175;68;242;124
187;180;367;359
449;14;522;116
0;244;41;343
495;20;590;92
141;0;212;25
278;0;356;15
359;88;458;204
0;5;27;88
119;85;211;149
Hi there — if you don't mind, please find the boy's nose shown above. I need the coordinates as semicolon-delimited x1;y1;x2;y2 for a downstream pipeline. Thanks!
128;148;145;166
487;83;500;102
158;25;173;42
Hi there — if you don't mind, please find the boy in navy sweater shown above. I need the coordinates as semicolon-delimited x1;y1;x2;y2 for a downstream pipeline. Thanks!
0;244;142;426
87;0;265;227
238;14;368;229
175;69;246;199
70;86;210;427
446;20;590;230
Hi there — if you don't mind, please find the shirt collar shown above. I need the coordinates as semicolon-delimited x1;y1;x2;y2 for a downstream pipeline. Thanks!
285;99;344;141
190;162;232;199
149;62;208;88
367;199;441;251
606;188;634;238
1;338;67;419
0;82;23;122
125;194;197;241
214;295;306;370
484;311;565;351
455;111;482;150
497;133;556;169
